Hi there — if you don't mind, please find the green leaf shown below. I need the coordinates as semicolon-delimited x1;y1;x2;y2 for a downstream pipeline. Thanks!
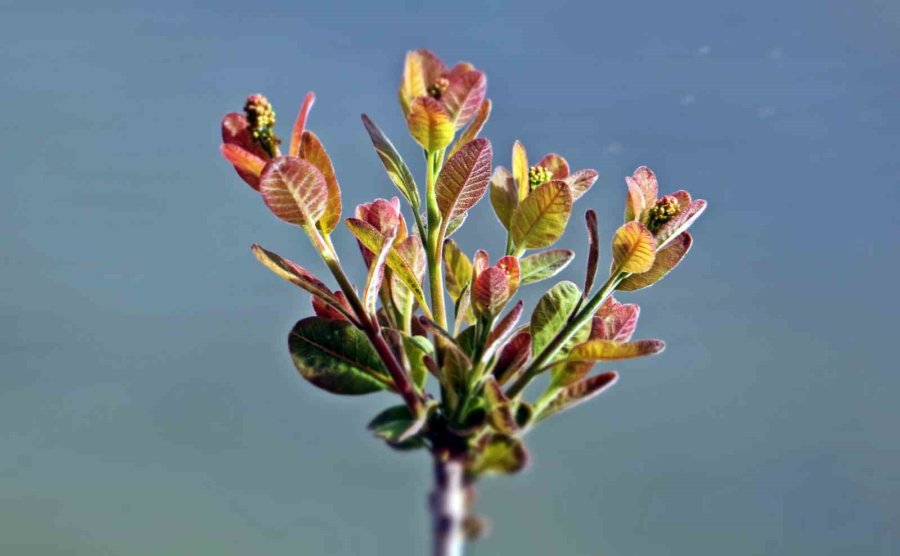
259;156;328;227
484;378;518;434
530;281;581;356
361;114;420;207
611;221;656;274
489;166;518;230
618;232;693;291
406;97;454;152
288;317;391;395
510;181;574;250
401;334;434;391
519;249;575;285
346;218;431;317
436;138;493;224
470;434;528;475
443;239;473;301
368;405;427;449
539;372;618;421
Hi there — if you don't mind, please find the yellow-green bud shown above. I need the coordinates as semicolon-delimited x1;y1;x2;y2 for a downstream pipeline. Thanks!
427;77;450;100
244;94;277;131
528;166;553;189
647;195;681;231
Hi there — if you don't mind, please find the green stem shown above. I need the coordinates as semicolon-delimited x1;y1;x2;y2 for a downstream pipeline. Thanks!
425;149;448;329
506;271;628;398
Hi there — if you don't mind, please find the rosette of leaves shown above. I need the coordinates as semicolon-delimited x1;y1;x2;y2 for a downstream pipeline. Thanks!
217;48;706;555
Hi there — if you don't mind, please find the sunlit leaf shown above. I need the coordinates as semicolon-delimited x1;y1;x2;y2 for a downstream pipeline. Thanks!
443;239;473;301
531;281;581;356
489;166;518;230
512;141;529;201
220;144;266;184
399;49;446;116
288;91;316;157
470;434;528;475
625;166;658;221
536;153;570;179
564;169;599;200
406;97;453;152
221;112;269;189
611;221;656;274
539;372;618;421
259;157;328;227
496;256;520;297
362;227;396;314
510;181;574;250
288;317;391;394
618;232;693;291
591;296;640;342
655;199;707;249
583;209;600;298
299;131;341;233
361;114;420;207
436;138;493;223
442;70;487;129
472;267;510;317
390;234;426;317
448;99;491;158
566;338;665;362
519;249;574;285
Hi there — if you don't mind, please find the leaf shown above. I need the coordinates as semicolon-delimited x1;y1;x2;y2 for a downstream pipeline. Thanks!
259;157;328;227
510;181;574;250
448;99;491;158
566;338;665;362
390;235;427;316
443;239;473;301
564;169;599;200
442;70;487;129
618;232;693;291
368;404;427;447
472;267;510;317
611;221;656;274
493;330;531;385
220;144;266;182
298;131;341;233
591;296;640;342
361;115;420;208
483;300;524;360
536;153;569;179
288;317;391;394
549;359;595;388
362;227;396;314
519;249;575;285
489;166;518;230
436;138;493;223
400;334;434;390
470;434;528;475
655;199;707;249
289;91;316;157
251;244;351;317
583;209;600;298
221;112;268;189
512;140;529;201
625;166;658;221
399;49;446;116
406;97;454;152
539;372;618;421
530;281;581;356
484;378;518;434
496;256;520;297
345;218;431;317
311;290;352;323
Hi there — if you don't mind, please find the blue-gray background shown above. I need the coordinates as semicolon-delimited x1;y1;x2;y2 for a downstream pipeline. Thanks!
2;1;898;554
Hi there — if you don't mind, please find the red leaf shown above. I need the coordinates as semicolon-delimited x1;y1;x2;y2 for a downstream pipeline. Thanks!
289;91;316;157
259;157;328;226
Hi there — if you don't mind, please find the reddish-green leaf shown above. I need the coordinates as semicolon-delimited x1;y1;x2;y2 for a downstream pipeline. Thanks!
288;91;315;157
399;49;446;116
484;377;518;434
519;249;575;285
591;296;640;342
655;199;707;249
536;153;570;179
298;130;341;233
361;114;420;207
484;300;524;360
611;221;656;274
471;434;528;475
472;267;510;317
288;317;391;395
436;138;493;223
510;181;574;250
618;231;693;291
406;97;454;152
493;330;531;385
625;166;658;221
567;338;665;362
442;70;487;129
443;239;473;301
221;112;269;189
564;169;599;200
489;166;518;230
448;99;491;158
583;210;600;298
539;372;618;420
259;157;328;227
220;144;266;183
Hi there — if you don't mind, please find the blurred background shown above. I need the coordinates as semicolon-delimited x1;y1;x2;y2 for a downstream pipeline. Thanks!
2;0;898;554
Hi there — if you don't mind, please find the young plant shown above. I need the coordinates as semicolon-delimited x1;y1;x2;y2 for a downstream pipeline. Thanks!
218;49;706;556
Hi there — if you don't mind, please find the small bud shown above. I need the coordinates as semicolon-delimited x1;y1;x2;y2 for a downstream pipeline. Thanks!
528;166;553;189
244;94;280;157
647;195;681;232
427;77;450;100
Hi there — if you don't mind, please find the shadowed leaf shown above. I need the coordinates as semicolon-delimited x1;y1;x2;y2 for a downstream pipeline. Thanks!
443;239;473;301
490;166;518;230
407;97;453;152
484;378;518;434
220;144;266;183
611;221;656;274
259;157;328;227
361;114;420;207
539;372;618;420
436;138;493;223
493;330;531;385
400;334;433;390
221;112;268;189
299;131;341;233
368;404;427;447
655;199;707;249
519;249;575;285
362;227;396;313
619;232;693;291
510;181;574;250
448;99;491;158
288;317;391;394
531;281;581;356
484;301;524;360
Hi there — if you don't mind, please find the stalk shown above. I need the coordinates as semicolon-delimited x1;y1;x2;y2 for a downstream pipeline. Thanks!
430;458;466;556
425;150;448;329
